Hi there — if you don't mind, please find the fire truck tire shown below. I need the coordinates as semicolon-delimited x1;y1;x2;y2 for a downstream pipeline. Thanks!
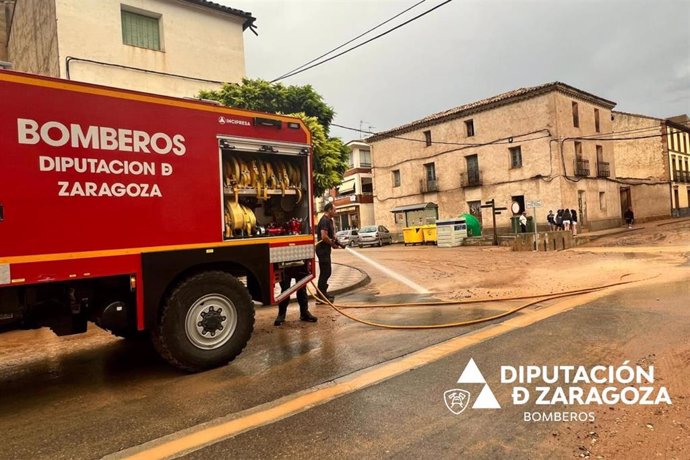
152;271;255;372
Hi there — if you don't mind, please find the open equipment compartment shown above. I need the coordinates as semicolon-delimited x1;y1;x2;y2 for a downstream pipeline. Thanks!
220;137;311;240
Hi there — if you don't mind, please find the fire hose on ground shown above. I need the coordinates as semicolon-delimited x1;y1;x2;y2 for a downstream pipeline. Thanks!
306;273;660;330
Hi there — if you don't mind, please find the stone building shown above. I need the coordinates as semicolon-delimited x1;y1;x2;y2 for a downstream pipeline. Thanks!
612;112;690;218
0;0;15;64
5;0;254;97
332;140;375;230
366;82;623;236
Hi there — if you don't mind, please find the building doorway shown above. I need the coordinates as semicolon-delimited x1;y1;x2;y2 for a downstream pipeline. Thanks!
620;187;631;217
577;190;587;226
674;188;680;209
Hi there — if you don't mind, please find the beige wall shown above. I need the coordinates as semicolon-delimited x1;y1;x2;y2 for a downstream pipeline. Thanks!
0;1;15;62
611;112;671;220
612;113;666;179
371;90;624;234
54;0;246;96
7;0;59;76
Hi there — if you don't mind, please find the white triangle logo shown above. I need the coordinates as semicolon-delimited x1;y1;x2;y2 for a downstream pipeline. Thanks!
472;384;501;409
457;358;486;384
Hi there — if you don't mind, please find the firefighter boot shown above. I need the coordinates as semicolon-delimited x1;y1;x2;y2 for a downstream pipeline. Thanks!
300;304;317;322
274;304;288;326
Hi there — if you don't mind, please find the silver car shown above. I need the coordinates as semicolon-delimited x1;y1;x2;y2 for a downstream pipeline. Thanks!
358;225;393;247
336;229;359;247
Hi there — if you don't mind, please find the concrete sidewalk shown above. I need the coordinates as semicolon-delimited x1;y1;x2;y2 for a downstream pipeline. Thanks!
575;216;690;243
315;262;370;296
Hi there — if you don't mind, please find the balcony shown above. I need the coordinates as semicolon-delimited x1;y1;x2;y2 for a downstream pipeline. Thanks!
460;170;482;187
333;194;374;207
674;170;690;183
574;158;590;177
420;178;439;193
596;161;610;178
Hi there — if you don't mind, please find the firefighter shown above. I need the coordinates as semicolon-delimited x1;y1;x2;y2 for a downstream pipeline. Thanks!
315;203;342;303
274;262;317;326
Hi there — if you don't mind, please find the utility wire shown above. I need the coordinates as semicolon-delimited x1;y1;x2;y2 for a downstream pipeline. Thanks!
272;0;427;82
271;0;454;82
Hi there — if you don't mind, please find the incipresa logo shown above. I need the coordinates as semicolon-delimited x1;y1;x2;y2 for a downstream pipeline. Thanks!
218;116;251;126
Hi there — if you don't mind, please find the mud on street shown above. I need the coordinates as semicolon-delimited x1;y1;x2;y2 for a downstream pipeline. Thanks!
1;219;689;459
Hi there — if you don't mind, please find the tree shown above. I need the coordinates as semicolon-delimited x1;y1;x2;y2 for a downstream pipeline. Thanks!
199;79;348;196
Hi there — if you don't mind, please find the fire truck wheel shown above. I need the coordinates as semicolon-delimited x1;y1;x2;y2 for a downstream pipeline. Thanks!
152;271;255;372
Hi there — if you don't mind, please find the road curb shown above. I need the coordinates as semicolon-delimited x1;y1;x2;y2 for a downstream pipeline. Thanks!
327;262;371;296
574;227;642;243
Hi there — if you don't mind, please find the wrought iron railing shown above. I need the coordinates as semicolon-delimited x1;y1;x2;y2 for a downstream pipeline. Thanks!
574;158;590;177
596;161;610;178
460;170;482;187
420;178;439;193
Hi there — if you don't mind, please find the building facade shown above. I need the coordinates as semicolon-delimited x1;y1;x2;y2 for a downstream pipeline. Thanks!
6;0;254;97
666;117;690;215
332;140;375;230
367;83;625;236
0;0;15;64
611;111;673;221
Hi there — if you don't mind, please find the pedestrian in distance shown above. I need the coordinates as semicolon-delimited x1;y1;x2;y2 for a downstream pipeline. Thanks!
315;203;343;304
570;209;578;235
274;262;317;326
624;207;635;228
562;208;572;232
519;212;528;233
547;210;555;232
556;209;564;231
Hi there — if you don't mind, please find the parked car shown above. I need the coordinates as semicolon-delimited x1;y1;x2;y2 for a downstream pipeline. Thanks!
336;229;359;247
358;225;393;247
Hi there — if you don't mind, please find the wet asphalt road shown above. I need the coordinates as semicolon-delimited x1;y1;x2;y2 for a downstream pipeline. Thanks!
188;280;690;459
1;276;688;459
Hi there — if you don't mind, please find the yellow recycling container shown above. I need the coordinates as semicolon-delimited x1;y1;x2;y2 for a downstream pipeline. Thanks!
421;224;437;245
403;226;424;245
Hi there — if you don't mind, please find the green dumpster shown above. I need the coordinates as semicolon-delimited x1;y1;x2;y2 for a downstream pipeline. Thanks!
461;213;482;237
403;226;424;245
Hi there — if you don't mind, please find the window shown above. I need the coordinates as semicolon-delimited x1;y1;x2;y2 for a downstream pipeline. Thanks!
392;170;400;187
424;162;436;181
361;177;373;195
596;145;603;162
599;192;606;210
509;146;522;168
424;130;432;146
465;119;475;137
572;101;579;128
468;200;482;224
594;109;600;133
121;9;161;51
347;152;354;168
360;149;371;167
574;141;583;159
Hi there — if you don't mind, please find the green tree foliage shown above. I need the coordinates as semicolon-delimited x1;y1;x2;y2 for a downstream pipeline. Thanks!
199;79;348;196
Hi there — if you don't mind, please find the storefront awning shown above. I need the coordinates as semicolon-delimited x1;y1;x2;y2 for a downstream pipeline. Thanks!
337;178;356;194
390;202;437;213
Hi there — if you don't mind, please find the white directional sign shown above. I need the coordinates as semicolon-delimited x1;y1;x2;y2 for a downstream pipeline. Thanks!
526;200;543;209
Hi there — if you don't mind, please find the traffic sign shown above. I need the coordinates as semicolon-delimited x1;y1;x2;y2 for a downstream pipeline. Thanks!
526;200;543;209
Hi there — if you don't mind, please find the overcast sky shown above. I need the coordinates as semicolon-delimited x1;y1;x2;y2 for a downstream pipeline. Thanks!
226;0;690;141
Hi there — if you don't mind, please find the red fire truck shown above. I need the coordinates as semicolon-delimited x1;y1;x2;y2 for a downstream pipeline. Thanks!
0;70;315;371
